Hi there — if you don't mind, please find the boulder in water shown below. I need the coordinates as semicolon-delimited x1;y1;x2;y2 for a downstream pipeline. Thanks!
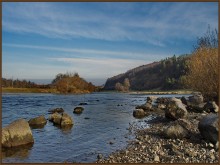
73;107;84;114
49;112;73;128
61;113;74;127
2;119;34;148
28;115;47;128
133;109;146;118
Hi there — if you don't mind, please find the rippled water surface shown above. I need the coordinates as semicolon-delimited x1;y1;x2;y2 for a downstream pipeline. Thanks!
2;92;190;163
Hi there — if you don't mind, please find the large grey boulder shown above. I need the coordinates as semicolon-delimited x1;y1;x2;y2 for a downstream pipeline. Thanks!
28;115;47;128
198;114;219;144
165;98;188;120
163;119;192;139
2;119;34;148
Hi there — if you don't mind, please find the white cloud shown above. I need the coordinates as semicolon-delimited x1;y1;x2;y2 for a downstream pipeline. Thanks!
3;57;151;83
48;57;150;78
3;2;218;47
3;43;166;60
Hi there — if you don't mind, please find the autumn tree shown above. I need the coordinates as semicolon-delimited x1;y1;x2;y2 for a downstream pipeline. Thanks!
115;78;131;92
52;72;96;94
123;78;130;91
115;82;124;91
183;27;218;101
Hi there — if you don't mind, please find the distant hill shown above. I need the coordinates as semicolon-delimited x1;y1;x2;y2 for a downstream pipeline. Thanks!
103;54;190;91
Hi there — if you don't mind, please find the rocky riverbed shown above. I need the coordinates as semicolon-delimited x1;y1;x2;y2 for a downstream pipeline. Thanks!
96;94;219;163
96;114;219;163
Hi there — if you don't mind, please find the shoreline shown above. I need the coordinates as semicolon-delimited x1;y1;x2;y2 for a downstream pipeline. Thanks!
96;112;219;163
128;90;193;95
2;88;193;95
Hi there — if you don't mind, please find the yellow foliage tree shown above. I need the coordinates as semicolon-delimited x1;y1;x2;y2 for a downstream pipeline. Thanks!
183;27;218;101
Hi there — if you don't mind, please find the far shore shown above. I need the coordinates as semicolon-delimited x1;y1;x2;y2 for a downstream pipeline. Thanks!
2;87;193;95
128;90;193;95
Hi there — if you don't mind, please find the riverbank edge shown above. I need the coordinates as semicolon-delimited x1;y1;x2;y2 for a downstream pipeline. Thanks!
96;112;219;163
2;87;92;94
2;88;193;95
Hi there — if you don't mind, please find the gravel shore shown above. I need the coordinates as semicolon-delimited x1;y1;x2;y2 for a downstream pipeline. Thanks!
96;112;219;163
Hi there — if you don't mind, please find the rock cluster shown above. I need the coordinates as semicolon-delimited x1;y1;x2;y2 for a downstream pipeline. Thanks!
49;112;73;128
97;114;219;163
97;93;219;163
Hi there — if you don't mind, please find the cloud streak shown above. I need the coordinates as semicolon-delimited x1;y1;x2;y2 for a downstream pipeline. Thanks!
3;2;218;47
3;43;166;60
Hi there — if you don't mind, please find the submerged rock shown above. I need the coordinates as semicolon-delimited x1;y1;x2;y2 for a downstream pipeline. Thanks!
73;107;84;114
198;113;219;144
28;115;47;128
79;102;88;105
2;119;34;148
48;108;64;114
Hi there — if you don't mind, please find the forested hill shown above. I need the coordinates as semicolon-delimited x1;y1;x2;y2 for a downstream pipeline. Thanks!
103;54;190;91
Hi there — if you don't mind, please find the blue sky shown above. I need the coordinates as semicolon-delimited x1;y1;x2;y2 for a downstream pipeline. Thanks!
2;2;218;85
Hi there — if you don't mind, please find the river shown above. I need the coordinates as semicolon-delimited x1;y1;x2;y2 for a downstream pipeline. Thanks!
2;92;190;163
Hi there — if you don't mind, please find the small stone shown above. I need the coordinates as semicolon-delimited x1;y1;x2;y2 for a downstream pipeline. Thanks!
154;155;160;162
210;149;215;153
215;141;219;150
109;141;114;145
209;143;214;148
210;154;215;160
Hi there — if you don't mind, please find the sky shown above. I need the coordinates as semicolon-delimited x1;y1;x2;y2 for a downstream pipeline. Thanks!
2;2;218;85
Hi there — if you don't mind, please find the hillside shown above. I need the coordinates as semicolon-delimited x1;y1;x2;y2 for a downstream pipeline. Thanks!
103;54;189;91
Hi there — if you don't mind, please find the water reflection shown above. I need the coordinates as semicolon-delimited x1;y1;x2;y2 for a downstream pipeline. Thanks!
2;143;33;159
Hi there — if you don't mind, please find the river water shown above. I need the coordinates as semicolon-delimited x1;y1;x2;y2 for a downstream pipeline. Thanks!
2;92;190;163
